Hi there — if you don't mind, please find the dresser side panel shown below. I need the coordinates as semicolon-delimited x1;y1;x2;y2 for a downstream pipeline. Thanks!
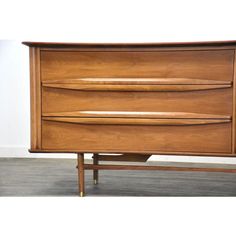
30;47;42;150
232;50;236;153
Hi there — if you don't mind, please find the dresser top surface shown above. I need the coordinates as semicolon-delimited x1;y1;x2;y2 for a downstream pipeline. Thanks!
22;40;236;48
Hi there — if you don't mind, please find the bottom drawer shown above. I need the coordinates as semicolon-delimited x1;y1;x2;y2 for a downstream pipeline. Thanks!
41;120;232;154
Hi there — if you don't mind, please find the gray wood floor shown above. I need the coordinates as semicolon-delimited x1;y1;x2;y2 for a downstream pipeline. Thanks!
0;158;236;196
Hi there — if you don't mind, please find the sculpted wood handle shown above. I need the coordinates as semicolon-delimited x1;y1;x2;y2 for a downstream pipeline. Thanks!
43;111;231;119
43;78;232;92
43;111;231;126
43;117;231;126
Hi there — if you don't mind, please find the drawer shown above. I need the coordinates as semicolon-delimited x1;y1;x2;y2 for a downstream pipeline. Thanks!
41;119;232;153
40;49;234;155
41;50;234;81
42;86;232;116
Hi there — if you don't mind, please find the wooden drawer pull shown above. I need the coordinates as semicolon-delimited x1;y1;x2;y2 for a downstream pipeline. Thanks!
43;117;231;126
43;78;232;92
43;111;231;120
43;84;231;92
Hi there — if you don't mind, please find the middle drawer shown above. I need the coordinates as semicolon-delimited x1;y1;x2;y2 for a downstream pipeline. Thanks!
42;84;232;116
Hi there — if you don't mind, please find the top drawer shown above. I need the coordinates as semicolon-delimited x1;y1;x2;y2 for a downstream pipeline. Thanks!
41;50;234;81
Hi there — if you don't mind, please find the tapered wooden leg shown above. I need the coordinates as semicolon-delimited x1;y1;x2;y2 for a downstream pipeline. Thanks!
77;153;85;197
93;154;99;184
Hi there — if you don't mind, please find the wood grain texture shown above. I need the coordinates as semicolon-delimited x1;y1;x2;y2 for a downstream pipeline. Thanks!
42;87;232;116
41;50;234;81
29;47;41;149
42;121;232;153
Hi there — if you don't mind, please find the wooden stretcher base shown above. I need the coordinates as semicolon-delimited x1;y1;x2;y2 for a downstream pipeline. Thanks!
76;153;236;197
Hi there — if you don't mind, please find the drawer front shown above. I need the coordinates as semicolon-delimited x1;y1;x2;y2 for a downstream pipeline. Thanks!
41;50;234;81
42;120;232;153
40;49;234;154
42;87;232;116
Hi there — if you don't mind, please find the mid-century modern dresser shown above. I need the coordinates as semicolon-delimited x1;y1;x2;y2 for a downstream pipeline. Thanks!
23;41;236;196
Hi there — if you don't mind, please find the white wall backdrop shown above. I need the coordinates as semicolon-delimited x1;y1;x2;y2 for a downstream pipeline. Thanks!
0;41;75;158
1;40;236;163
0;41;29;147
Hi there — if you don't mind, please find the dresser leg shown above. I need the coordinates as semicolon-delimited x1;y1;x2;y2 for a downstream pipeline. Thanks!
77;153;85;197
93;154;99;185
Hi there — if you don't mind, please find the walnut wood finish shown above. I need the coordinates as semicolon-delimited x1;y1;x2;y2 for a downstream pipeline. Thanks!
40;51;234;81
29;47;41;150
42;121;231;153
24;41;236;196
42;87;232;116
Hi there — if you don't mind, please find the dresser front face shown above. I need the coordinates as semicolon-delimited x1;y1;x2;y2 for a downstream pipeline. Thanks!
29;46;236;156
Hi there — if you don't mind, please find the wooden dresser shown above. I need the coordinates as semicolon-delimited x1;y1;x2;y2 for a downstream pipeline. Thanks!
23;41;236;196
